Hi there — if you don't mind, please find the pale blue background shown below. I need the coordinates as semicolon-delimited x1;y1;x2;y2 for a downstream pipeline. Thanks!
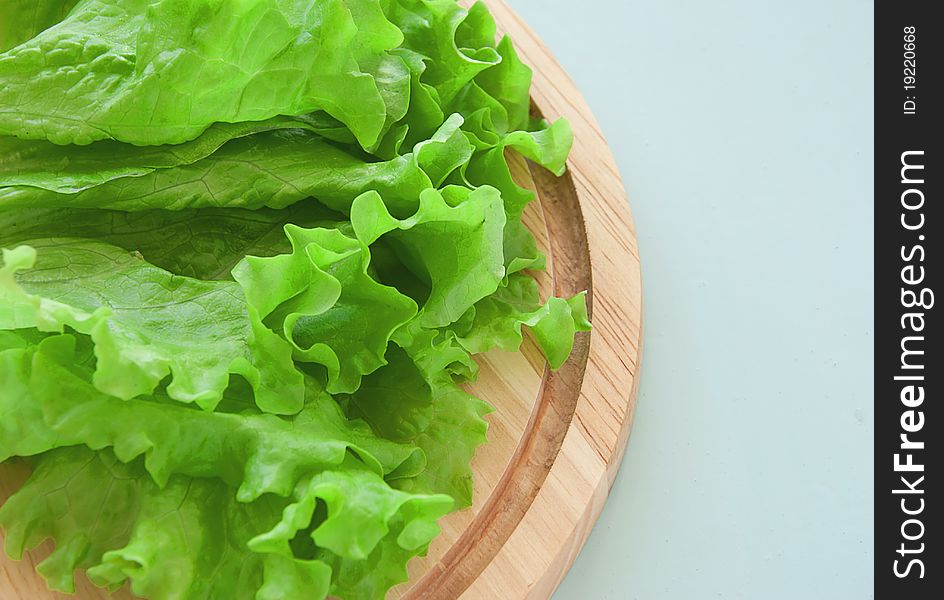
505;1;874;598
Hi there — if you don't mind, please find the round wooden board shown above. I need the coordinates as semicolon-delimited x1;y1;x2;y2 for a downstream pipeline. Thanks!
0;1;642;598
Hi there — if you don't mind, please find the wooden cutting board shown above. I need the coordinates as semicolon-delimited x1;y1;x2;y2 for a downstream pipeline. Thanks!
0;1;643;598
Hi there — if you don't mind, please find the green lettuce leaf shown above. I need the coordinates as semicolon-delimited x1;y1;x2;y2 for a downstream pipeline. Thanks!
0;447;289;598
0;0;407;148
0;0;80;53
401;380;490;506
344;340;490;506
386;0;500;108
450;273;592;370
0;113;483;218
0;129;432;213
0;241;304;413
1;446;451;600
251;459;453;600
351;185;506;328
29;333;424;498
462;119;574;273
0;117;310;193
234;225;418;394
0;203;343;280
0;335;57;461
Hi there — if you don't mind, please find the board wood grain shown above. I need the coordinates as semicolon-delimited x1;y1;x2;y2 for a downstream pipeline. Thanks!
0;0;642;598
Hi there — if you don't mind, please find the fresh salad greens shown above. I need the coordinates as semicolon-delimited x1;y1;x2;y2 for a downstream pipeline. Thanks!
0;0;590;598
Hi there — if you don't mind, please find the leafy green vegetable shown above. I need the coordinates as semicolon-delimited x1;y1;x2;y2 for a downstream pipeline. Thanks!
450;273;591;370
29;334;424;494
343;343;490;506
0;0;407;148
351;185;507;328
0;241;305;414
0;203;346;279
0;1;589;598
1;447;293;597
0;335;58;460
0;0;80;53
0;129;433;213
234;225;418;395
